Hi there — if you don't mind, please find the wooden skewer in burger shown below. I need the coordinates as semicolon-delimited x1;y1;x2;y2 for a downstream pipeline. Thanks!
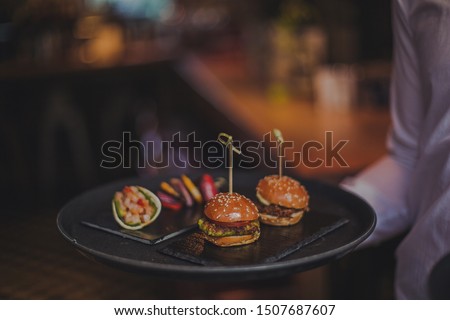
256;129;309;226
197;133;260;247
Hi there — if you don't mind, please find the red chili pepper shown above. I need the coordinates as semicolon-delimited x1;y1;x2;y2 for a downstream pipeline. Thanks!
200;174;218;201
157;191;183;211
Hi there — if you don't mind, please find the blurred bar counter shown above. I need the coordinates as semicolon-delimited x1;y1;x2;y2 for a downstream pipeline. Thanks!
179;51;391;181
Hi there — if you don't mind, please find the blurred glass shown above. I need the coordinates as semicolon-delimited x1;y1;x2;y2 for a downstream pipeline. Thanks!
313;65;357;112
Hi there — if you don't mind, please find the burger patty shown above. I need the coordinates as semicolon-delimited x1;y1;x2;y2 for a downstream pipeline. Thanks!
257;203;302;217
198;218;260;237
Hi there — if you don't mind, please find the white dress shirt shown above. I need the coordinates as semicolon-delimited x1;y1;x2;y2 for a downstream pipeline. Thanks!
341;0;450;299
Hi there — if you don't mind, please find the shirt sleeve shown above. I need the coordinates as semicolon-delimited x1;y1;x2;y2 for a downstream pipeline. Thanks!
340;0;423;247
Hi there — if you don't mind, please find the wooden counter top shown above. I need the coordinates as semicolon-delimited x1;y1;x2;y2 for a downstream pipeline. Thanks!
181;53;390;181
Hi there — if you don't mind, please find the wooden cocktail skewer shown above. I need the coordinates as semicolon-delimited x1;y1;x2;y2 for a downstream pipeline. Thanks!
273;128;284;178
218;133;241;194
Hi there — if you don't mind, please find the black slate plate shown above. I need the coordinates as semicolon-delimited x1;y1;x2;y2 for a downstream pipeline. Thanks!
159;213;348;266
80;201;201;245
56;171;376;280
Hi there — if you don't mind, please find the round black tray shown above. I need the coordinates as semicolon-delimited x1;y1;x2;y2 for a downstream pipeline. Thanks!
57;171;376;280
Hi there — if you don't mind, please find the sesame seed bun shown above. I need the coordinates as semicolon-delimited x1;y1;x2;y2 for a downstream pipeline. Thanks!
256;175;309;209
204;192;259;223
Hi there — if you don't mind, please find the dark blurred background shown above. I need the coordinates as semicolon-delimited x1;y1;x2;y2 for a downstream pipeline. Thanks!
0;0;397;299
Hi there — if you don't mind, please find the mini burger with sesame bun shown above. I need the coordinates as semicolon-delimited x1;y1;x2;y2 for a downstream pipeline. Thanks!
256;175;309;226
198;192;260;247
